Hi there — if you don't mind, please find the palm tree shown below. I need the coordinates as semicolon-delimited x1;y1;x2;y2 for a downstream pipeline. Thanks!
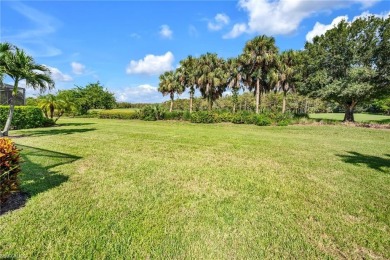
39;94;74;122
158;70;184;112
1;48;54;136
196;53;228;111
226;57;244;113
179;55;198;113
276;50;299;113
0;43;14;83
241;35;279;113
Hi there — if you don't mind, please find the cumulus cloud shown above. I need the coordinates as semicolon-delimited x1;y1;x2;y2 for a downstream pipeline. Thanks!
116;84;165;103
71;62;86;75
225;0;381;38
208;13;230;31
126;52;174;76
45;66;73;82
159;25;173;39
306;11;390;42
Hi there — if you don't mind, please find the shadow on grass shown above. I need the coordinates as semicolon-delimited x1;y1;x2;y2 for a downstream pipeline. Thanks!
337;151;390;173
1;145;81;215
20;127;96;137
56;122;96;127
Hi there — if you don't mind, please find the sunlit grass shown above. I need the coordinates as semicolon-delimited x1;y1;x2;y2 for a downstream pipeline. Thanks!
0;118;389;258
310;113;390;123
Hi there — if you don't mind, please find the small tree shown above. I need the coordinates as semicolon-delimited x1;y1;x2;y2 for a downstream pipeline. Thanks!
158;70;184;112
0;46;54;136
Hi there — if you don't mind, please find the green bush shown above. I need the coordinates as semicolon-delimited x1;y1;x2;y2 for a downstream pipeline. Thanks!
162;111;185;120
253;114;272;126
99;110;139;120
232;111;256;124
0;106;54;130
0;138;21;203
139;105;165;121
191;111;220;123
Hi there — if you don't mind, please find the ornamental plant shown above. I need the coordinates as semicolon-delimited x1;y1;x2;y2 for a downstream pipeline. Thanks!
0;138;21;203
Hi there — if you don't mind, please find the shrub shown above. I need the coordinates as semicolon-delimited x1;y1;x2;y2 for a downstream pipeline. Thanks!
139;105;165;121
190;111;220;123
99;110;139;120
0;106;54;130
253;114;272;126
162;111;185;120
0;138;21;203
232;111;256;124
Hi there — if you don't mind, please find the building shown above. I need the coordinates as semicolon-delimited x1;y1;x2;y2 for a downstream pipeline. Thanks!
0;83;26;105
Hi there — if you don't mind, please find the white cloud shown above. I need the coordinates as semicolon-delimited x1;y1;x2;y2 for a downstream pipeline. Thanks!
306;11;390;42
159;25;173;39
46;66;73;82
225;0;382;38
116;84;166;103
126;51;174;76
71;62;86;75
208;13;230;31
305;16;348;42
223;23;247;39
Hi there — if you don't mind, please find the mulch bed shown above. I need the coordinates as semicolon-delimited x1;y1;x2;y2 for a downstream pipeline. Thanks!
0;192;29;216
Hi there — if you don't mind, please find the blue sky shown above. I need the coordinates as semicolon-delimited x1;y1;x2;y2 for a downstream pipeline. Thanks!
1;0;389;103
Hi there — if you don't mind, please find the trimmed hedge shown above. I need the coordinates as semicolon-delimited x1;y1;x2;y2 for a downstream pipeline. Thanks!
0;138;21;203
99;110;139;120
0;106;54;130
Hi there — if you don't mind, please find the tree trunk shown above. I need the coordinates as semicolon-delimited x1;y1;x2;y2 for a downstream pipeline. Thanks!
256;78;260;114
189;90;193;113
282;91;287;114
50;104;55;119
2;95;16;137
169;95;174;112
343;101;357;122
208;96;213;111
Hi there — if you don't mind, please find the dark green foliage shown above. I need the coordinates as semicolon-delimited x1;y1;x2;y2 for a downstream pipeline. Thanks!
231;111;256;124
253;114;272;126
139;105;165;121
0;106;54;129
0;138;21;203
99;110;139;120
190;111;220;123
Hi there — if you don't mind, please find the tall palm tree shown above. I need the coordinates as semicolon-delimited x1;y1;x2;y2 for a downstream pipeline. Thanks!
241;35;279;113
226;57;244;113
276;50;299;113
196;53;228;111
1;48;54;136
158;70;184;112
179;55;198;113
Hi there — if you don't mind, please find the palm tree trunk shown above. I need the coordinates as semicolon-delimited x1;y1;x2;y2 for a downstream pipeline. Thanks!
256;78;260;114
282;91;287;114
208;96;213;111
2;81;18;136
170;93;174;112
189;90;194;113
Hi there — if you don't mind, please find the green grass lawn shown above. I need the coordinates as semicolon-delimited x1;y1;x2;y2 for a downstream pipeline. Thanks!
310;113;390;123
1;118;389;258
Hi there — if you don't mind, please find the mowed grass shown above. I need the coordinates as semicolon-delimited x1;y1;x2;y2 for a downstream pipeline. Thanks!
0;118;389;259
310;113;390;123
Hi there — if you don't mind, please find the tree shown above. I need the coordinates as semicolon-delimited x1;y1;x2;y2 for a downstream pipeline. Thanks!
0;47;54;136
303;16;389;122
241;35;279;114
226;57;244;113
179;55;198;113
275;50;300;113
38;94;74;122
0;43;14;83
196;53;228;111
158;70;184;112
